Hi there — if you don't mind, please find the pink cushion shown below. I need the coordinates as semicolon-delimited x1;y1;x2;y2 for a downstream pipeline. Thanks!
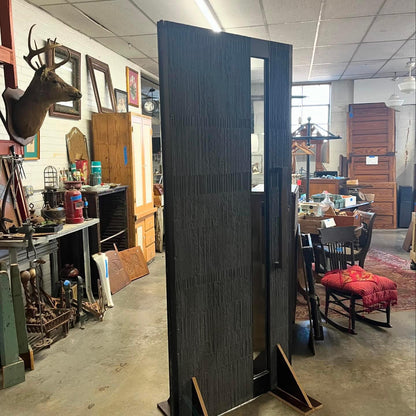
321;265;397;309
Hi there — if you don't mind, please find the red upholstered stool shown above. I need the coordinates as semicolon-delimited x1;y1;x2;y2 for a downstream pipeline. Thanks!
318;226;398;334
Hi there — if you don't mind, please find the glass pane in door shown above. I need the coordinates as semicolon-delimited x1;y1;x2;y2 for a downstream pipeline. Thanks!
251;57;267;376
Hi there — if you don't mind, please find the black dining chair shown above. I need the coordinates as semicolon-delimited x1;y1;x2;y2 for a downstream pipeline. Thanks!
319;226;397;334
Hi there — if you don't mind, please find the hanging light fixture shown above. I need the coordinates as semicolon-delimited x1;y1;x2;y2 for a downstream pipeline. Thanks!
398;59;416;94
385;73;404;109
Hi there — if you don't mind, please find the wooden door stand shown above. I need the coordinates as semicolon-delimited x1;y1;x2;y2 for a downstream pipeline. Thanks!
269;345;322;415
158;377;208;416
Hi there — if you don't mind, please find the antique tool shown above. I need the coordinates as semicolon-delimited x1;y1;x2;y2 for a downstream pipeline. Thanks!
76;276;86;329
28;266;41;312
17;220;37;259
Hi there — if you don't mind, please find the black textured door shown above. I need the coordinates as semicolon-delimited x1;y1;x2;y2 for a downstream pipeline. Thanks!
158;21;292;416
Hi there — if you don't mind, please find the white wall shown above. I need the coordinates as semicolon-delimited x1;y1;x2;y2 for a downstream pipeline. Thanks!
0;0;147;210
326;80;353;172
354;78;415;187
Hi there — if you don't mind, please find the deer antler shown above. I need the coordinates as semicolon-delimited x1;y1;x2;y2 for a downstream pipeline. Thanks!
24;25;71;71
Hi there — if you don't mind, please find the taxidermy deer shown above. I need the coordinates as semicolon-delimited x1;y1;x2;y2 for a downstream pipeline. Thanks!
1;25;82;144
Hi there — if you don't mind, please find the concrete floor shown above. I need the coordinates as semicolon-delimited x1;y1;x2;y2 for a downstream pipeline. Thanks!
0;229;414;416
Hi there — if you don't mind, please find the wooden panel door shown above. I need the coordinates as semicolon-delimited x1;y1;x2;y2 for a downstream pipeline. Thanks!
92;113;156;254
347;103;395;156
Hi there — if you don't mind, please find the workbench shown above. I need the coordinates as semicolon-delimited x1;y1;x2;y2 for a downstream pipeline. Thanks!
0;218;99;388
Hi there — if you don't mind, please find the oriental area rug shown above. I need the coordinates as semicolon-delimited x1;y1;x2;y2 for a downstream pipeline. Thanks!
296;249;416;321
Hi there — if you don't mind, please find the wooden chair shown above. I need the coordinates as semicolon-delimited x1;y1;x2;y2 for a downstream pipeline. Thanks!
353;210;376;268
319;226;397;334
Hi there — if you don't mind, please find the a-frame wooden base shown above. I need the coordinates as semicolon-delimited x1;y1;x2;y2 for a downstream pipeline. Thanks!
269;344;322;415
157;377;208;415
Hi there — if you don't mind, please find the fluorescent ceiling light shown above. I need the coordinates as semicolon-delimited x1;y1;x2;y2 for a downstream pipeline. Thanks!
194;0;221;32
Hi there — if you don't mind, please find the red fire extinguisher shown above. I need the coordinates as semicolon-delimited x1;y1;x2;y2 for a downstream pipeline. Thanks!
64;181;84;224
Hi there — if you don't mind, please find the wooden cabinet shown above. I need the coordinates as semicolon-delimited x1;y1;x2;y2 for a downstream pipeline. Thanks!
92;112;156;261
349;156;396;182
358;182;397;229
82;186;128;253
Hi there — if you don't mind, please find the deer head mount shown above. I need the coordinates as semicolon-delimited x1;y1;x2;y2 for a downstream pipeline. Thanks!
1;25;82;146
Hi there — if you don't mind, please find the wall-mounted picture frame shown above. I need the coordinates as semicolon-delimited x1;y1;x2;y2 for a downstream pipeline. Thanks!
24;132;40;160
126;67;139;107
47;44;81;120
115;88;128;113
86;55;116;113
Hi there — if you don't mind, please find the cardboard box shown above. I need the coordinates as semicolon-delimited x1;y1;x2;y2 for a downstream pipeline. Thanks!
298;215;324;234
342;195;357;207
324;210;361;227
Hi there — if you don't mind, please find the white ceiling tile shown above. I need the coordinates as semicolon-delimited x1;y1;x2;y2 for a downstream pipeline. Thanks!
292;66;310;83
269;22;317;48
314;44;358;64
132;0;210;29
263;0;321;24
132;0;209;29
130;58;158;75
393;39;416;59
226;26;269;40
293;48;313;66
378;58;412;74
122;35;158;58
210;0;264;28
311;63;348;77
76;0;156;36
318;17;374;45
322;0;384;19
364;14;416;42
353;41;405;61
344;60;385;75
380;0;416;14
41;4;113;37
94;37;146;58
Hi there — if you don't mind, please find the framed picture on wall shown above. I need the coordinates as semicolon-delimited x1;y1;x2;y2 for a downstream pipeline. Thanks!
126;67;139;107
47;44;81;119
24;132;40;160
115;89;128;113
